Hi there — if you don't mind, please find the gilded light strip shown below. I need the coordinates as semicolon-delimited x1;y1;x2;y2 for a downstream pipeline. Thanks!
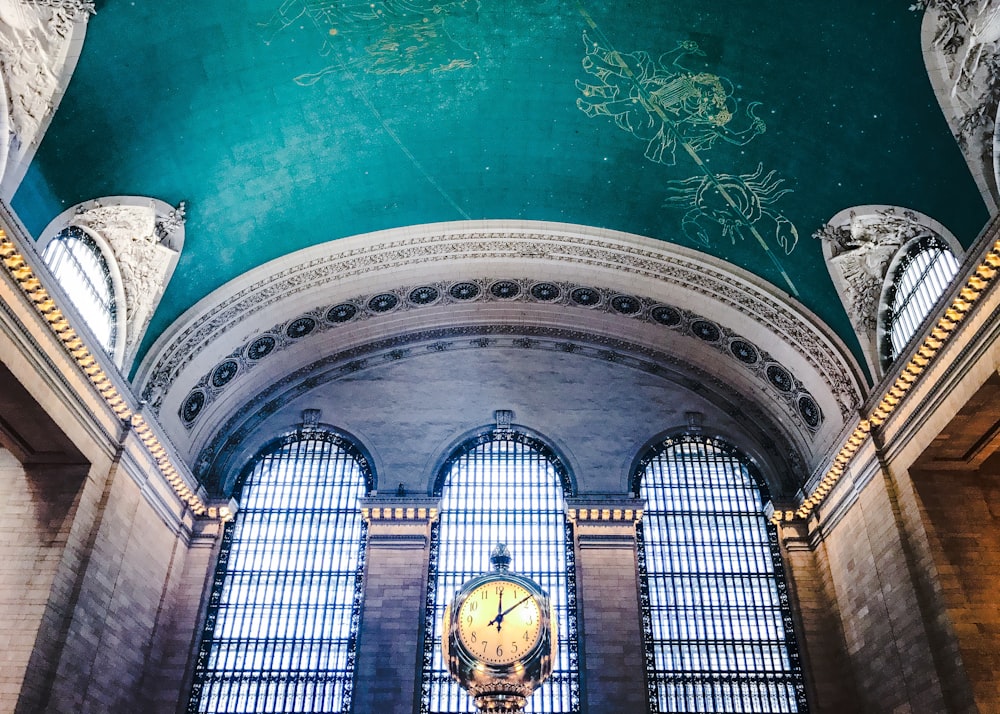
361;505;437;521
774;238;1000;524
565;506;643;523
1;229;213;517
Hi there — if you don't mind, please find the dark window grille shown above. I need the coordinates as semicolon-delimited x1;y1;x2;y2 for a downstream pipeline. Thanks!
634;435;808;713
187;430;373;714
882;236;959;365
41;226;117;352
420;431;580;713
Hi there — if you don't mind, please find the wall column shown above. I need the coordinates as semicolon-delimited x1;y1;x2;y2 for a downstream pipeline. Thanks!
354;496;439;714
567;497;647;714
773;512;858;713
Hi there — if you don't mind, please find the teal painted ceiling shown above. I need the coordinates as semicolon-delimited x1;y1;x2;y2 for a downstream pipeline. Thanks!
13;0;989;368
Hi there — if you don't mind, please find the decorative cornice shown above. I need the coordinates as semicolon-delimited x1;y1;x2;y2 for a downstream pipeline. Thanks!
565;497;644;524
774;231;1000;523
360;496;440;523
170;278;829;434
0;228;209;517
137;226;861;422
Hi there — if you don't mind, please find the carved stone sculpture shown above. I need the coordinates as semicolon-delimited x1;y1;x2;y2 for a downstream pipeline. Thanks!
0;0;95;195
71;199;184;361
917;0;1000;207
815;208;931;335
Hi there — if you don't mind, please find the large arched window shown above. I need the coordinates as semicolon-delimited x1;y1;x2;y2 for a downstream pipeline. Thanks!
187;429;373;713
420;431;580;713
40;226;119;354
634;435;808;713
880;235;960;367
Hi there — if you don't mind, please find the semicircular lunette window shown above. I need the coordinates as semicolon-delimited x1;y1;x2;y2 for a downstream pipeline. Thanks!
187;430;373;713
40;226;117;353
635;436;808;713
883;236;960;366
421;431;580;714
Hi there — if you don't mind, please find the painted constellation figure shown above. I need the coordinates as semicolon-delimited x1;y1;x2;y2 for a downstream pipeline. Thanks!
576;33;766;165
664;164;798;254
574;28;801;286
259;0;478;83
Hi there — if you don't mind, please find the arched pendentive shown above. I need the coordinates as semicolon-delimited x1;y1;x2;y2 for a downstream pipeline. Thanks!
627;417;787;500
919;0;1000;212
429;421;576;497
38;197;186;368
815;205;963;380
0;1;95;200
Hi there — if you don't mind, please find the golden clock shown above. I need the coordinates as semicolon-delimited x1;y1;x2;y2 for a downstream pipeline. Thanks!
443;544;555;713
456;579;543;666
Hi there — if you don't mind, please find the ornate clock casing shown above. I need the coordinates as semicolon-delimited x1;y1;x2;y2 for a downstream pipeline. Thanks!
443;546;555;713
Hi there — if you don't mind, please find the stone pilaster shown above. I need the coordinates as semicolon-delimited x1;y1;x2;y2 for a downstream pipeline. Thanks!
566;496;647;714
354;496;439;714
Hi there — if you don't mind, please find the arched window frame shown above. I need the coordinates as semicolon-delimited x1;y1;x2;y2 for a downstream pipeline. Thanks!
420;429;581;714
39;225;126;361
187;427;375;714
631;434;809;713
878;233;961;370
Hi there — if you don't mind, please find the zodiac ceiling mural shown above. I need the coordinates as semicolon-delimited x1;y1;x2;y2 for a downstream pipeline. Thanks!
576;26;799;294
13;1;989;366
259;0;480;82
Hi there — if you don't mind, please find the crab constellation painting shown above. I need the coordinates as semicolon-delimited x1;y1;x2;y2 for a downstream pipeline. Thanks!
575;30;800;291
259;0;479;83
664;164;798;254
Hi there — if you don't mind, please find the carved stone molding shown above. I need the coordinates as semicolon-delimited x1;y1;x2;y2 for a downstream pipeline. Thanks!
136;223;863;429
189;324;810;496
169;278;830;437
0;0;94;197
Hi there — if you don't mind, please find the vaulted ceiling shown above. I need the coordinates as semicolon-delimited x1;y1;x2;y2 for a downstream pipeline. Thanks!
11;0;989;371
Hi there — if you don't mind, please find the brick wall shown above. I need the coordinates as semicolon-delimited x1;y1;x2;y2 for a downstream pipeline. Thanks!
913;468;1000;712
353;515;433;714
0;449;87;713
574;520;646;713
819;468;949;712
778;520;858;712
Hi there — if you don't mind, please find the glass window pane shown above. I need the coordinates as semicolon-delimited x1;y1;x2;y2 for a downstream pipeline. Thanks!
420;432;580;714
41;226;117;352
637;436;808;713
885;238;960;364
188;431;372;714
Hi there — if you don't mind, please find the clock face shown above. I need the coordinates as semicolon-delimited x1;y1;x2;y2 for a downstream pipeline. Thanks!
457;580;543;666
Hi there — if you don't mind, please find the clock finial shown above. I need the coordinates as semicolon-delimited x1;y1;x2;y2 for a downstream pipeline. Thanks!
490;543;511;571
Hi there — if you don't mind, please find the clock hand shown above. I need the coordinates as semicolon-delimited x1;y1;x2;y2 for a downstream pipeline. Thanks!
497;594;532;620
496;589;504;631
